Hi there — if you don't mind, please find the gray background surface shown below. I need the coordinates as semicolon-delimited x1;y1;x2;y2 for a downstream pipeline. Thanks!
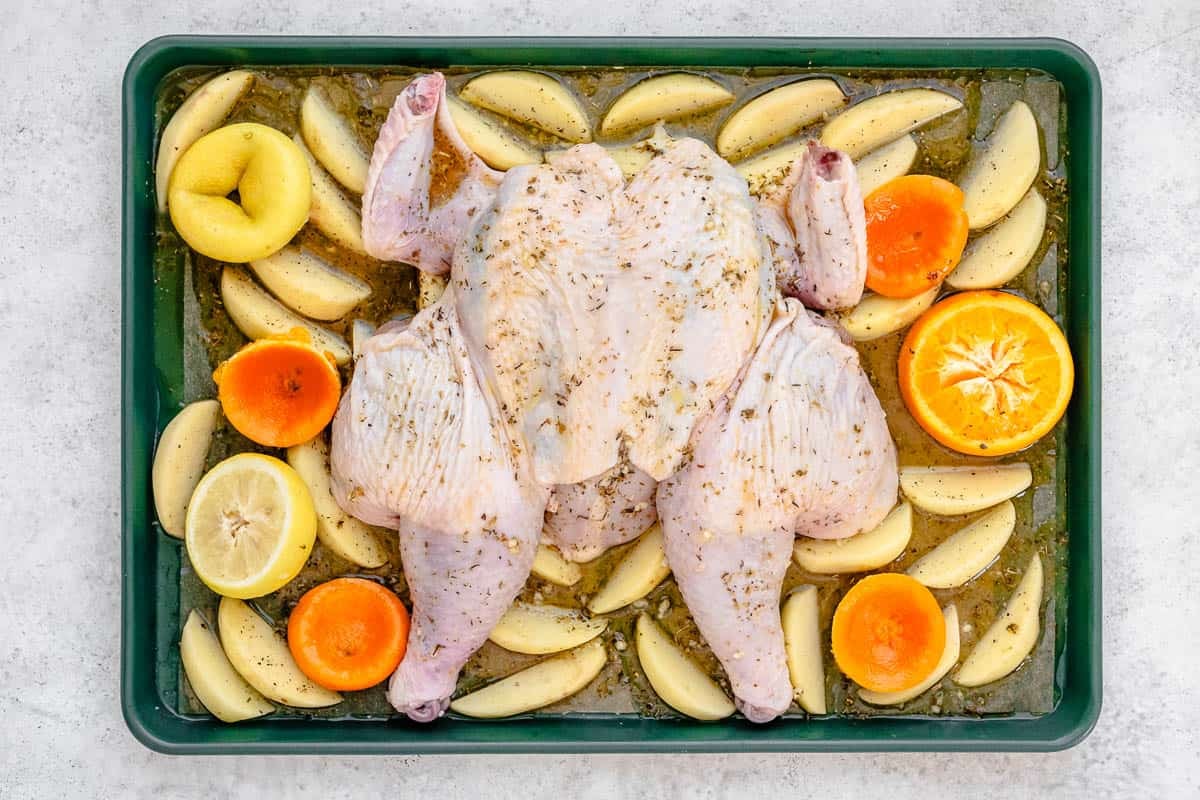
2;1;1197;797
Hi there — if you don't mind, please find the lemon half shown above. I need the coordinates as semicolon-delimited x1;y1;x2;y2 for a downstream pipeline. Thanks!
185;453;316;598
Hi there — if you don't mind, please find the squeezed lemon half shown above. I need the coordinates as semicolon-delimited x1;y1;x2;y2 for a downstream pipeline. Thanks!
185;453;317;598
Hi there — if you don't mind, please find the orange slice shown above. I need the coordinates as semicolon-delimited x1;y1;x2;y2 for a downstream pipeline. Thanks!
898;290;1073;456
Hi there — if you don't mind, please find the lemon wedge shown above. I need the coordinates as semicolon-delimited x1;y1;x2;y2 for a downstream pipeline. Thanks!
185;453;317;598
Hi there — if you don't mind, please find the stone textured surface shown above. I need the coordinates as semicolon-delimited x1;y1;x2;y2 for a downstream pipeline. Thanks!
1;1;1198;797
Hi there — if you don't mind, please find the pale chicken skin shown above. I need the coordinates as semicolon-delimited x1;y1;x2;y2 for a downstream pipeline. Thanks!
657;298;897;722
542;456;658;563
330;295;547;721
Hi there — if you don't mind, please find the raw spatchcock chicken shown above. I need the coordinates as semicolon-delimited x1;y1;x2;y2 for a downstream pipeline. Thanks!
332;72;895;723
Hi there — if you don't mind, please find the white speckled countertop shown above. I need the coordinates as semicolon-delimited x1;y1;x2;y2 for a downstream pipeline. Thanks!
2;1;1198;797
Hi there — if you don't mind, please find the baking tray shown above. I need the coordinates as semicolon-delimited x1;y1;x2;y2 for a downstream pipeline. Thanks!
121;36;1101;754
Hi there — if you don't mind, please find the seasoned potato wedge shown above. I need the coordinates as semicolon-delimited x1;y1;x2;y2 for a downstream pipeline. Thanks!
351;319;375;361
735;139;806;195
450;638;607;718
955;554;1043;687
899;463;1032;516
489;603;608;655
960;100;1041;229
947;189;1047;289
155;70;255;212
855;134;919;198
300;84;370;194
781;586;826;714
588;523;671;614
248;246;371;321
152;399;220;538
636;613;735;721
220;266;351;365
217;597;342;708
793;502;913;575
531;543;583;587
837;287;939;342
286;437;389;568
446;95;542;170
293;134;368;255
600;73;734;137
717;79;846;160
417;271;449;310
859;605;959;706
820;88;963;159
460;70;591;142
180;610;274;723
907;501;1016;589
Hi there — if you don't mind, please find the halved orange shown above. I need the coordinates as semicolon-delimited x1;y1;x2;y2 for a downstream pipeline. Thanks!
898;290;1073;456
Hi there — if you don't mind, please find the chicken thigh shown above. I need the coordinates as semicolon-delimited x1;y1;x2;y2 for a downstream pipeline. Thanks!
657;297;897;722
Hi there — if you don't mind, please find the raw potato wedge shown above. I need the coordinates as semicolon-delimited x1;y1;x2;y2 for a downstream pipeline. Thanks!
820;88;963;159
286;437;389;568
220;266;352;365
781;586;826;714
300;84;370;194
460;70;591;142
717;78;846;160
417;271;449;310
600;73;734;137
793;502;913;575
907;501;1016;589
152;399;221;538
955;553;1043;687
588;523;671;614
351;319;375;361
450;638;607;718
531;543;583;587
248;245;371;321
947;189;1047;289
180;610;274;723
488;603;608;655
900;463;1032;516
293;134;368;256
837;287;939;342
855;134;919;198
217;597;342;708
636;613;735;720
960;101;1041;229
859;605;960;706
446;95;542;170
735;139;806;195
155;70;255;212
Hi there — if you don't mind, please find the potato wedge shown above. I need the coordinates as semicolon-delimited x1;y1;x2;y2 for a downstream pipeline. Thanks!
717;79;846;160
960;100;1041;229
417;271;449;310
450;638;607;718
820;88;963;159
300;84;370;194
155;70;255;212
531;543;583;587
900;463;1032;516
947;189;1047;289
636;613;735;721
859;605;959;706
588;523;671;614
793;502;913;575
907;501;1016;589
351;319;375;361
489;603;607;655
460;70;591;142
286;437;389;568
180;610;274;723
220;266;351;365
781;586;826;714
446;95;542;170
152;399;220;538
248;246;371;321
735;139;806;195
217;597;342;708
955;554;1043;687
855;134;919;198
293;134;368;255
836;287;938;342
600;73;734;137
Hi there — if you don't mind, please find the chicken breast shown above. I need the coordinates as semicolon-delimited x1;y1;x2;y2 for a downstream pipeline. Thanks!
543;456;658;563
657;297;897;722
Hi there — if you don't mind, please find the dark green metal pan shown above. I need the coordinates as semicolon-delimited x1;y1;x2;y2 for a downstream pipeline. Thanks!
122;36;1101;754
